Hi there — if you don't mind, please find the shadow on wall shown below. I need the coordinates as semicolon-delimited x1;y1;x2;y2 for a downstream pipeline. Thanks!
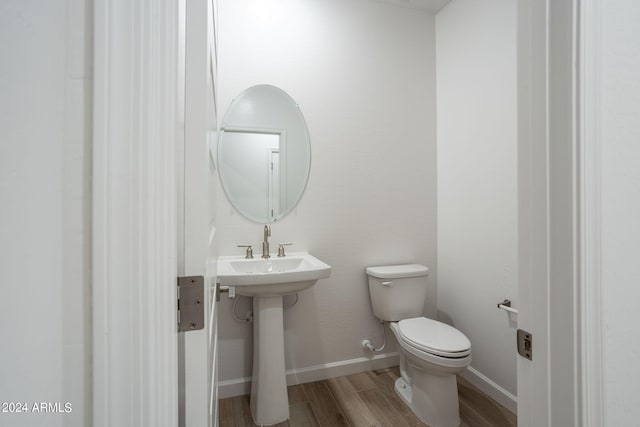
437;308;517;340
437;310;456;329
283;289;327;382
218;290;329;387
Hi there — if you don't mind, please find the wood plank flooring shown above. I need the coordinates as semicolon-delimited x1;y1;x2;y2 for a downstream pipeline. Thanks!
219;367;517;427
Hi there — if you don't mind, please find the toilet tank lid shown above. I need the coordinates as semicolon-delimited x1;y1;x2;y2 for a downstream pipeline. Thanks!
366;264;429;279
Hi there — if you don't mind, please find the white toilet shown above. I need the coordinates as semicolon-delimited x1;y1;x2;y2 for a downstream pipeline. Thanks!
366;264;471;427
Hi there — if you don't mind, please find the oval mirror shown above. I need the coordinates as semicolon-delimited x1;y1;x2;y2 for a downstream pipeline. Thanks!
217;85;311;223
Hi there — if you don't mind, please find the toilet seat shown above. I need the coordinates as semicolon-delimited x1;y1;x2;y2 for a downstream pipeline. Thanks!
389;322;471;370
397;317;471;358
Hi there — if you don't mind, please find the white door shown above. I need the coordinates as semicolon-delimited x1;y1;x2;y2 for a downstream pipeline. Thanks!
179;0;218;426
92;0;193;425
92;0;217;425
517;0;579;425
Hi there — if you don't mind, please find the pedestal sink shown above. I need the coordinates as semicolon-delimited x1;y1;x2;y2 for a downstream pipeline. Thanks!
217;252;331;425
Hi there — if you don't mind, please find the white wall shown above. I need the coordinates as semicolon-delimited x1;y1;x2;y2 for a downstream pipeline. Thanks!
599;0;640;423
436;0;518;400
215;0;437;388
0;1;92;426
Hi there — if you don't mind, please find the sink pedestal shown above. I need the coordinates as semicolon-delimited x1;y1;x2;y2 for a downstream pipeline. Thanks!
250;296;288;425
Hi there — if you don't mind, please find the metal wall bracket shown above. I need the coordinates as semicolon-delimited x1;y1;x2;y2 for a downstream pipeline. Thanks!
517;329;533;360
216;283;234;301
177;276;204;332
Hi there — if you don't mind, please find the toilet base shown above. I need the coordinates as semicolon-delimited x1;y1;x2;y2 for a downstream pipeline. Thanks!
394;374;461;427
394;376;413;407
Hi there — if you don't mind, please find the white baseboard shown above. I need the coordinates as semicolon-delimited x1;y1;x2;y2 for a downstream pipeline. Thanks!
460;366;517;414
218;352;399;399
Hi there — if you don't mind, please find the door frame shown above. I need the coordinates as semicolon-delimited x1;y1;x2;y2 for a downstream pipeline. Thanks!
269;148;281;221
92;0;180;426
518;0;604;425
179;0;216;426
92;0;601;425
578;0;605;425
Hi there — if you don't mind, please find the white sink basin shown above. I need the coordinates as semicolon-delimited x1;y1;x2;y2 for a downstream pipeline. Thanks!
217;252;331;296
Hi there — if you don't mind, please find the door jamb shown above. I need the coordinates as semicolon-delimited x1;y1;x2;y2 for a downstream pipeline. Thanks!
578;0;605;425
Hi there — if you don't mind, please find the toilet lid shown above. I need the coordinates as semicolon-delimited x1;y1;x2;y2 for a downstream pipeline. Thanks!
398;318;471;358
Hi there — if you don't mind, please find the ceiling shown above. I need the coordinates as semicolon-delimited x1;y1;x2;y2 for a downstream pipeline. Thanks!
371;0;452;13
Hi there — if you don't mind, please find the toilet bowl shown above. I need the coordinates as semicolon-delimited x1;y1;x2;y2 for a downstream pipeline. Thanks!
390;318;471;427
366;264;471;427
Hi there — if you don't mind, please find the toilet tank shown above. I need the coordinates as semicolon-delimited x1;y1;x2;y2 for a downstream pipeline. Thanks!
366;264;429;321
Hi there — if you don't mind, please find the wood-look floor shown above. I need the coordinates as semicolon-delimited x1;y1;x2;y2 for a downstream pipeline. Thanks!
219;367;516;427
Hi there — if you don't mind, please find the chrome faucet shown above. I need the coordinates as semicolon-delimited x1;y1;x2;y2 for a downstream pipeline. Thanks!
262;225;271;259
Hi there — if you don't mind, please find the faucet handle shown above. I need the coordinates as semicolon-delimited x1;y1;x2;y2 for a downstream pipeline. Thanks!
237;245;254;259
277;243;292;257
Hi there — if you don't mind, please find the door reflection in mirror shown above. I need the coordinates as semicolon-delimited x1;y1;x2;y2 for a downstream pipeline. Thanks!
217;85;311;223
219;130;282;222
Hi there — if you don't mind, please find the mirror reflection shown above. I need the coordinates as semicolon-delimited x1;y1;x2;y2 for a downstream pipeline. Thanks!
218;85;311;223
